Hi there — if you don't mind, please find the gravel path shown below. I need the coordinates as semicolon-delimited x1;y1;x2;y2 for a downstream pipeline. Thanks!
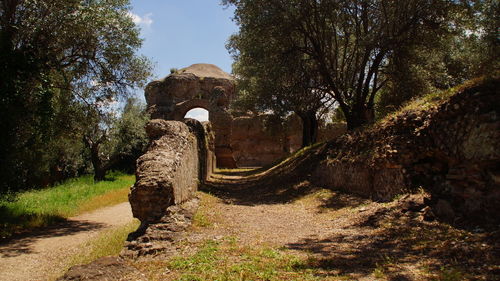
0;202;133;281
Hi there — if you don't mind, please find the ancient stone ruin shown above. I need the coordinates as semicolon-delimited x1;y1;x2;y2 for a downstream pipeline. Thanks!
129;119;213;223
129;65;499;255
127;63;346;240
60;72;499;281
144;63;346;168
314;78;500;224
145;63;237;168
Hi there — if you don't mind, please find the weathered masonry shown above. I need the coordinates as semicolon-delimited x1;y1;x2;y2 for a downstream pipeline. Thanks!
129;119;215;223
144;63;346;168
145;63;238;168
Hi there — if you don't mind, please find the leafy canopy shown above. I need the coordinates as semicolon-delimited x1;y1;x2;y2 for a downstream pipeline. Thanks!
225;0;469;129
0;0;152;190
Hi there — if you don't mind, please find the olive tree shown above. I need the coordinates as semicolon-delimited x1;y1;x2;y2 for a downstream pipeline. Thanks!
225;0;454;130
228;34;332;146
0;0;152;188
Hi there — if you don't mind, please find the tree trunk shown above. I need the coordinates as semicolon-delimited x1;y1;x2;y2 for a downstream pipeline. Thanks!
84;136;108;182
89;142;106;181
84;134;120;182
345;104;375;131
299;111;319;147
93;166;106;182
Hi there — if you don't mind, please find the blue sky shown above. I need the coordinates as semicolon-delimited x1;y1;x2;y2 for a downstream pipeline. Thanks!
130;0;237;77
129;1;238;120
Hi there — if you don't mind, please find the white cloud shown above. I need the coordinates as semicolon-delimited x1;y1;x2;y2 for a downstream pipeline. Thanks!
128;12;153;28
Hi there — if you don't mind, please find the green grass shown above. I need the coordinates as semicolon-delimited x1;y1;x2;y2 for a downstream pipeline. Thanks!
166;240;311;280
0;172;134;238
270;142;324;167
48;219;140;281
67;219;140;267
379;76;488;125
215;168;258;173
136;238;353;280
191;191;222;229
193;212;213;228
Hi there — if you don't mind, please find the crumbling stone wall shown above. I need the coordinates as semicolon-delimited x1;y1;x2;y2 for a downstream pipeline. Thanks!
144;63;237;168
145;63;350;168
313;78;499;224
423;78;499;223
145;64;235;120
314;163;406;201
231;115;301;166
184;119;216;183
232;114;346;167
129;119;214;223
145;63;351;169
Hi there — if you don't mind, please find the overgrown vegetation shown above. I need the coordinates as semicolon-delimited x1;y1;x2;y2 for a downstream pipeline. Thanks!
88;98;150;179
67;219;140;269
226;0;499;131
0;0;152;192
379;75;495;125
0;172;134;238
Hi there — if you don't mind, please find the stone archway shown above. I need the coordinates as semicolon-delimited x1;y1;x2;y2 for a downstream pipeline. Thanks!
171;99;211;121
184;107;209;122
144;63;237;168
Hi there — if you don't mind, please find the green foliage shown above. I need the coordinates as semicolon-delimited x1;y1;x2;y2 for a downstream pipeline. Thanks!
376;1;499;119
468;0;500;75
225;0;457;130
226;0;496;130
227;6;330;145
0;172;134;238
229;88;261;115
0;0;152;192
108;98;150;173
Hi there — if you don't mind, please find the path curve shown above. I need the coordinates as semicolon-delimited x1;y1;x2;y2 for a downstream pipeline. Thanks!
0;202;133;281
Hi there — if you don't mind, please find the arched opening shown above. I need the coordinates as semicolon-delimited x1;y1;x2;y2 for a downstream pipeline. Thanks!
184;107;209;122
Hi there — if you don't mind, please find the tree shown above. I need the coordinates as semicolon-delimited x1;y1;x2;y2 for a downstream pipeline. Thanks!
81;103;118;182
377;0;499;118
0;0;152;190
225;0;454;130
110;98;149;173
471;0;499;76
80;97;149;181
228;35;332;146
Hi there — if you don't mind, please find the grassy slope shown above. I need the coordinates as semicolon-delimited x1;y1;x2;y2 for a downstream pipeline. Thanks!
379;76;490;125
0;172;134;238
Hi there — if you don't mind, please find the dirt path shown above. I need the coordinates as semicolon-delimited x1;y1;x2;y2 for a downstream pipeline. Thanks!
0;202;133;281
134;166;498;280
184;187;404;280
190;189;371;248
173;188;496;280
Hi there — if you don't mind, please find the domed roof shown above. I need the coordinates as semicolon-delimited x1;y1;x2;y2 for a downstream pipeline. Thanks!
174;63;233;80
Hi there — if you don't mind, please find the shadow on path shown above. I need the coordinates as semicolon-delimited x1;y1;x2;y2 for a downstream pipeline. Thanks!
202;143;330;206
286;202;500;280
0;219;107;258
